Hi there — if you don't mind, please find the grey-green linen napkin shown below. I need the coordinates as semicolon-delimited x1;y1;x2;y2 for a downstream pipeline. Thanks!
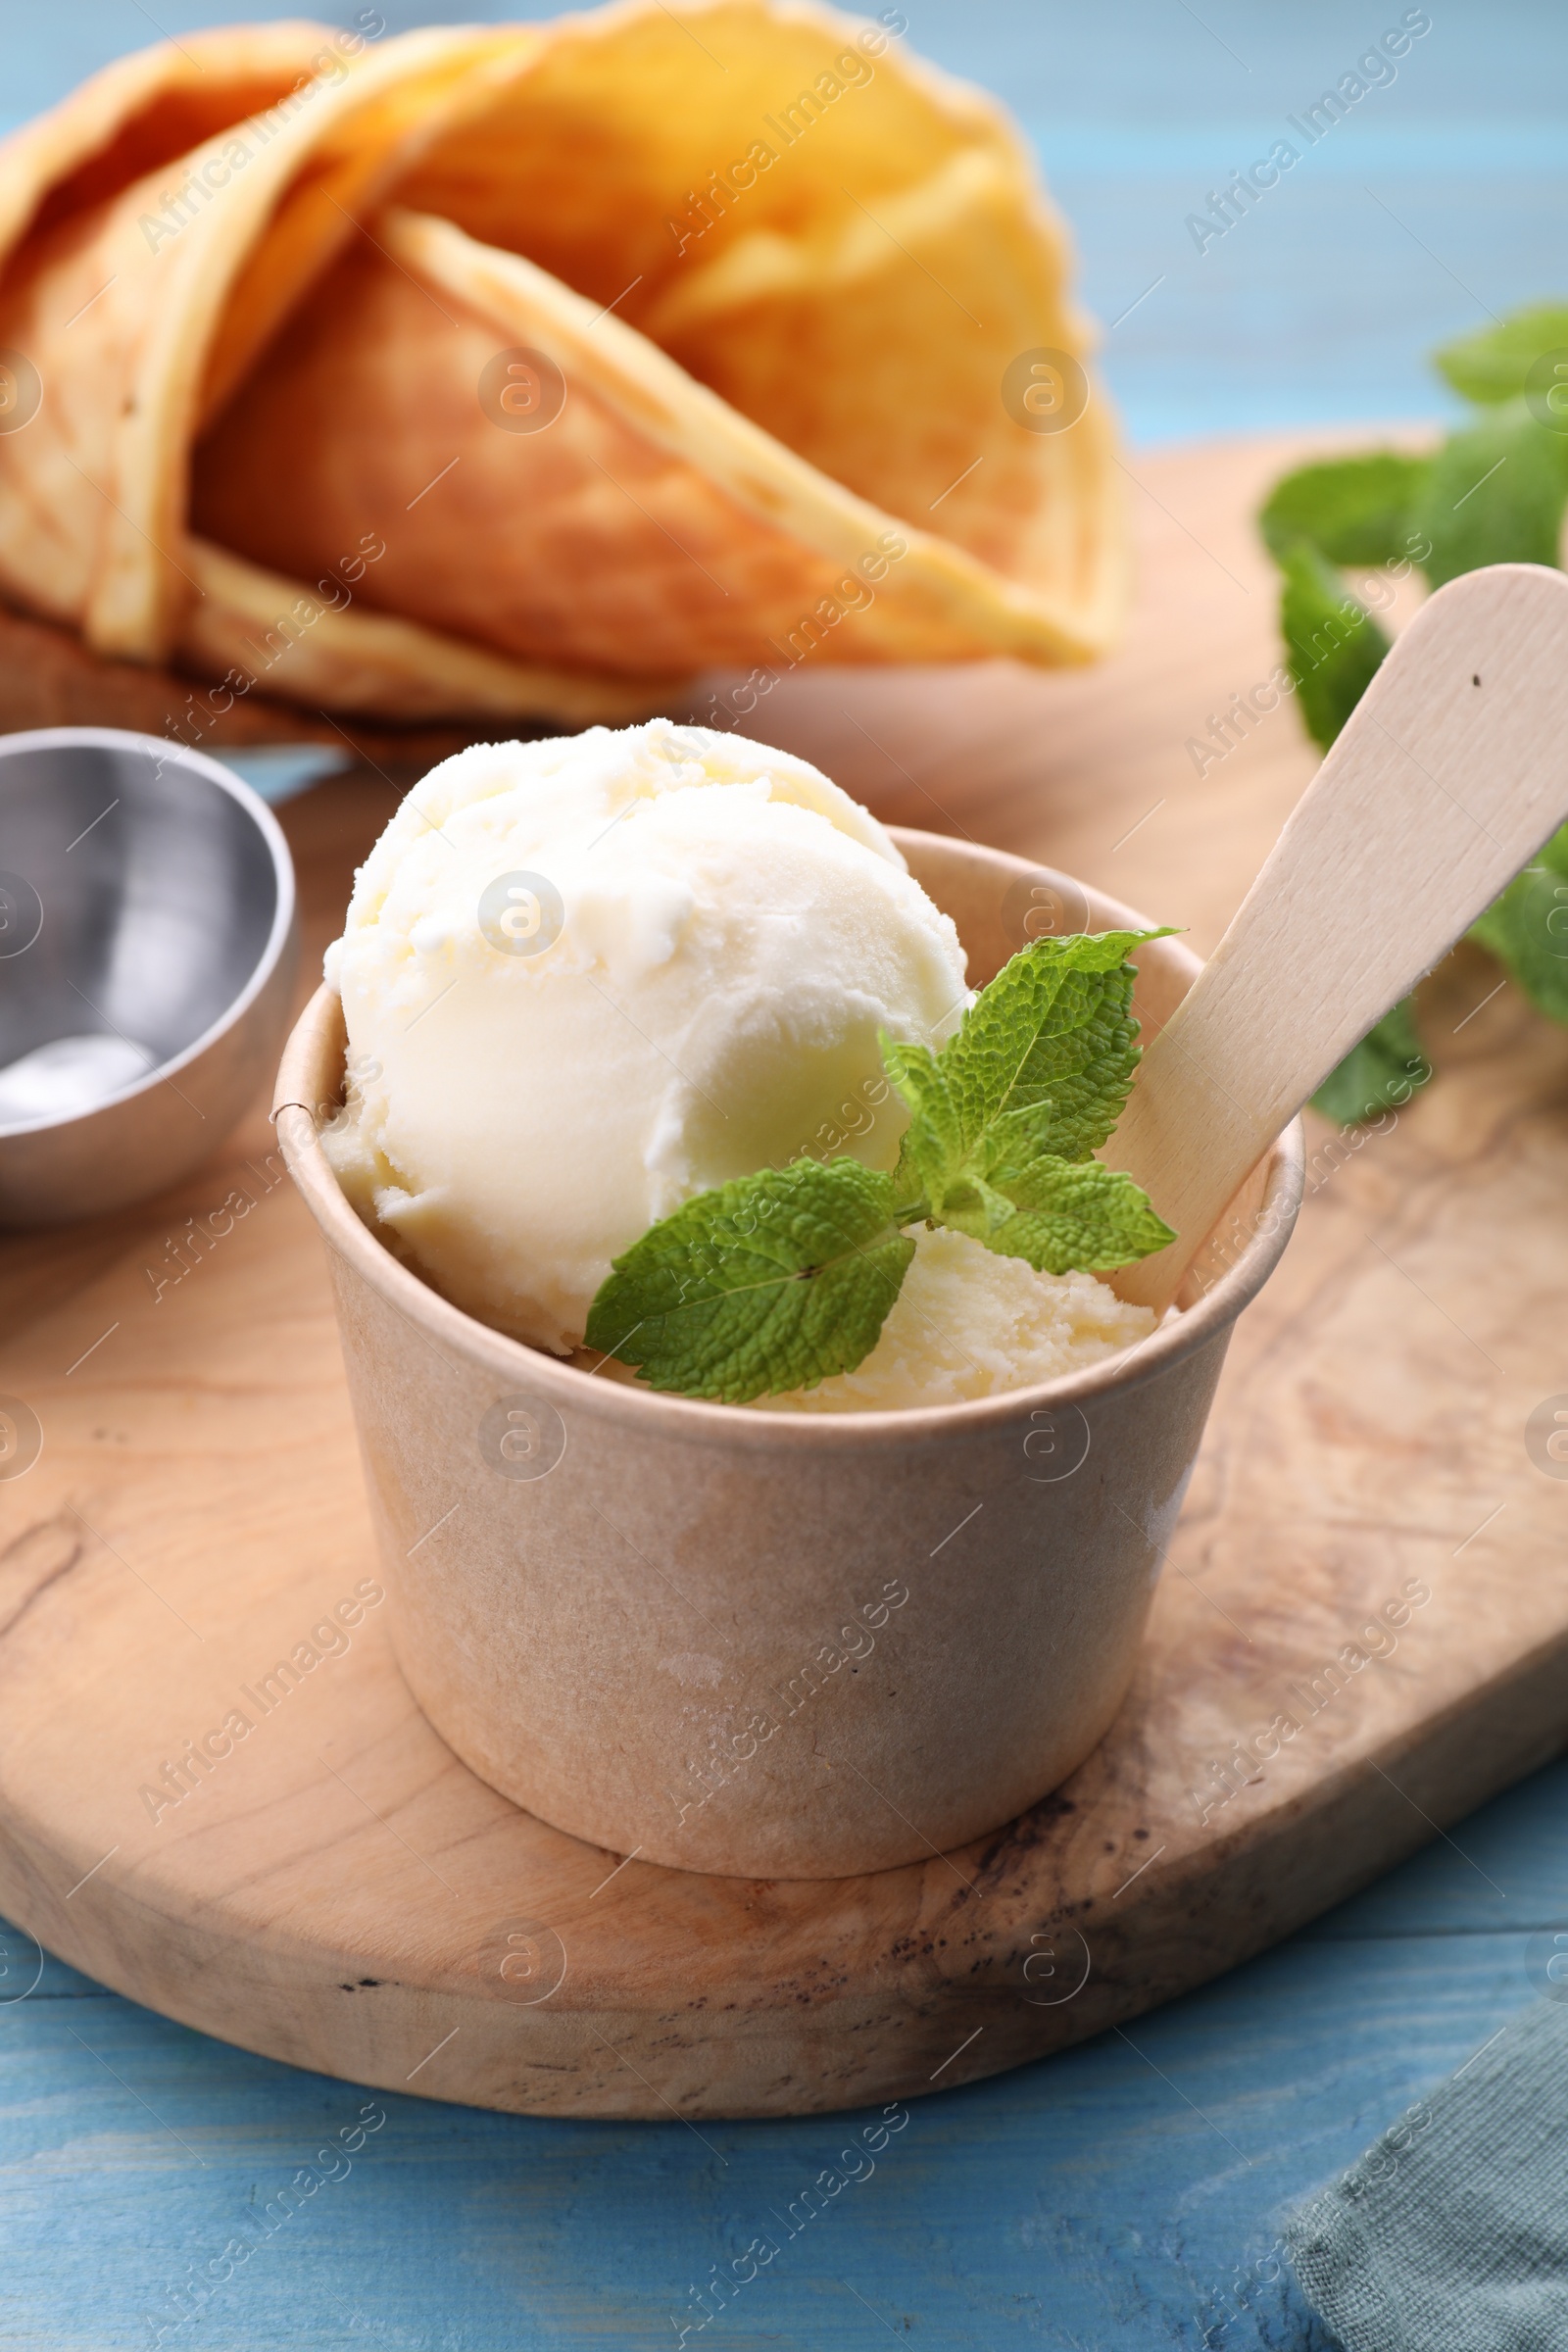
1287;1997;1568;2352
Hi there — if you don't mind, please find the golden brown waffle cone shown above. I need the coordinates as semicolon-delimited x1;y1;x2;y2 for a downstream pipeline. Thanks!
0;7;1129;727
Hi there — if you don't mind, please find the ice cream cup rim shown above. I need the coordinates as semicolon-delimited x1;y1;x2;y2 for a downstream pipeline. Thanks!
275;841;1304;1453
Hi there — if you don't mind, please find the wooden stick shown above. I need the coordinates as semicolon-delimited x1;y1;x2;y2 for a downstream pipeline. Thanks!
1112;562;1568;1311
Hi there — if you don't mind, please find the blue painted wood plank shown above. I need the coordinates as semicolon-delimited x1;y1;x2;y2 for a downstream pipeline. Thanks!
0;1933;1544;2348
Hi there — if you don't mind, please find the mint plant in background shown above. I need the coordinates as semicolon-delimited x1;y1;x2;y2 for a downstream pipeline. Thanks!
1259;302;1568;1125
587;932;1175;1401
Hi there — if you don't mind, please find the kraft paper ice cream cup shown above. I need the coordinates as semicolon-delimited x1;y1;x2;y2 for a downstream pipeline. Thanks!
275;830;1302;1879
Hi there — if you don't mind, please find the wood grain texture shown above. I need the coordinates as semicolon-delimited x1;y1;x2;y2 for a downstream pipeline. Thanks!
0;435;1565;2128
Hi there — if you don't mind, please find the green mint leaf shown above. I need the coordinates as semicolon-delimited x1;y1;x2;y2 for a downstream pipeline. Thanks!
1279;542;1391;751
883;1037;959;1220
1258;451;1431;566
1311;999;1432;1128
1410;398;1568;589
945;1152;1175;1277
883;930;1174;1276
886;931;1160;1182
584;1157;913;1403
1432;304;1568;407
1469;820;1568;1022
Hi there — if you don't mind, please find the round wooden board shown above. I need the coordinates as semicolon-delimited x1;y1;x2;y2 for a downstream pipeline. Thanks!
2;435;1567;2121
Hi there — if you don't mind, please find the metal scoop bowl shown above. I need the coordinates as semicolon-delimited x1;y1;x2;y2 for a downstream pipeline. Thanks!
0;727;298;1225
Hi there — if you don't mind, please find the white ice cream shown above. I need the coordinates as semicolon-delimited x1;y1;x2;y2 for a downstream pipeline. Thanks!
322;720;970;1353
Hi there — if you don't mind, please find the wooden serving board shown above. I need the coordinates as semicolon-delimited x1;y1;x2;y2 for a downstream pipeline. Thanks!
2;434;1566;2123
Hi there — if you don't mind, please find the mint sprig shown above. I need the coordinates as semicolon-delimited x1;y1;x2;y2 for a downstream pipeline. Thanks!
587;932;1175;1402
884;928;1170;1267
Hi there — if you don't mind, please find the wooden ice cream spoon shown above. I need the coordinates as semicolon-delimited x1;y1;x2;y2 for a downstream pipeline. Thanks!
1112;561;1568;1313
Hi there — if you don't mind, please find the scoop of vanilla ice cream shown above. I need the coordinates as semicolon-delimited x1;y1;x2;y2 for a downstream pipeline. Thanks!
757;1226;1156;1412
321;720;968;1351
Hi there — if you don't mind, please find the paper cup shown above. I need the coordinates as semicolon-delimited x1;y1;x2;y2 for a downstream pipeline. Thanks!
275;831;1302;1878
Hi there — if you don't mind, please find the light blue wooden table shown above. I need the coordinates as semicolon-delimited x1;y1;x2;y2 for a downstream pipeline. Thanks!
4;7;1567;2345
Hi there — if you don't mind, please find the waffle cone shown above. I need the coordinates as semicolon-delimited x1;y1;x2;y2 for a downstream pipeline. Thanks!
0;6;1129;726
